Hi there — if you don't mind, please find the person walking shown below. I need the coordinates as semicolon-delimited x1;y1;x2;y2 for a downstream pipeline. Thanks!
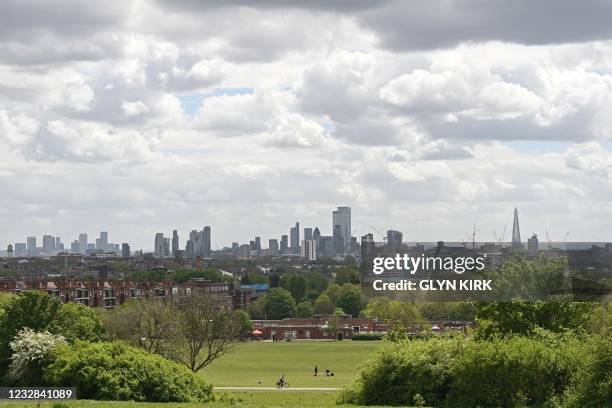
314;365;318;376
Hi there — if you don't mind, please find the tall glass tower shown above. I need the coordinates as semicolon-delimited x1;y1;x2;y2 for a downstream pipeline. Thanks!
512;207;521;248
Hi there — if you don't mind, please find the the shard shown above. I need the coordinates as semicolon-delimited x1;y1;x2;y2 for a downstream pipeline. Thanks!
512;207;521;248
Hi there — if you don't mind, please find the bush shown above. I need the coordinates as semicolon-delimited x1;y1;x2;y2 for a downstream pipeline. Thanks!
45;341;212;402
352;333;383;341
8;329;66;386
341;336;583;407
562;335;612;408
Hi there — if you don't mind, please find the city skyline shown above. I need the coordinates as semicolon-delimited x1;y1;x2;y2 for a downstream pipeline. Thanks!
2;2;612;249
1;206;587;254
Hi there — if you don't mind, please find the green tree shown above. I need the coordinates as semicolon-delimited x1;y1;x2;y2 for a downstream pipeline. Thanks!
313;294;335;315
232;310;252;338
284;275;307;302
335;267;360;285
262;288;295;319
323;283;342;304
336;284;362;317
48;302;104;343
306;272;329;294
361;296;392;319
295;301;314;318
0;291;62;371
247;297;266;320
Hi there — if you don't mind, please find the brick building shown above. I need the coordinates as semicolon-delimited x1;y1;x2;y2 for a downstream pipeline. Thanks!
0;277;251;310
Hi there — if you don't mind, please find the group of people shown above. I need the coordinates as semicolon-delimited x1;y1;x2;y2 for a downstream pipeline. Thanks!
313;365;334;377
276;365;336;388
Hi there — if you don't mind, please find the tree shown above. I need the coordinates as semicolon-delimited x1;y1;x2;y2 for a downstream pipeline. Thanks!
307;272;329;295
103;298;176;355
313;294;335;315
247;297;266;320
361;297;391;319
168;294;245;372
387;301;422;326
335;267;360;285
323;283;342;304
295;301;314;317
262;288;295;319
7;329;66;386
336;284;362;317
324;316;341;340
0;291;62;371
284;275;307;303
232;310;252;338
48;302;104;343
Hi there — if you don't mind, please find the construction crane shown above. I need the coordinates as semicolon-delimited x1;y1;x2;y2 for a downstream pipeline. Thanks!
462;224;479;248
562;231;570;243
369;225;387;242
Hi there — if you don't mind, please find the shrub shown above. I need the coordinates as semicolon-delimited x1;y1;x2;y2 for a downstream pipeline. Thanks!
8;329;66;385
340;338;459;406
44;341;212;402
352;333;383;341
341;336;583;407
562;335;612;408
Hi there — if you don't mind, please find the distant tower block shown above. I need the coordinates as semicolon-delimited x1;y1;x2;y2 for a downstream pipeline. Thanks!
512;207;522;248
7;244;13;257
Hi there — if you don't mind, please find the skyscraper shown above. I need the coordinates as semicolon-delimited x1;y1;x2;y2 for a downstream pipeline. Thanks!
196;226;211;257
26;236;36;256
78;233;88;254
304;228;313;241
332;206;351;255
14;243;26;257
269;239;279;256
42;234;55;253
172;230;179;256
154;233;164;257
121;243;130;258
100;232;108;250
387;230;403;252
512;207;522;249
280;235;288;254
290;222;300;254
301;239;317;261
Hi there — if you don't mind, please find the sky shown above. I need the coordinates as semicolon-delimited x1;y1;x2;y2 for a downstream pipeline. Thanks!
2;1;612;250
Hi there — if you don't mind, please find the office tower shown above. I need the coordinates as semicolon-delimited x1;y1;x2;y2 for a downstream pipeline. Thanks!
269;239;279;256
202;226;211;257
304;228;313;241
121;243;130;258
387;230;403;252
333;206;351;254
255;237;261;255
239;244;251;257
95;238;102;250
100;232;108;250
185;229;198;258
163;238;170;257
42;234;55;253
512;207;522;248
86;243;95;251
55;236;61;250
14;243;26;257
280;235;288;254
231;242;239;256
527;234;538;252
78;233;88;254
154;233;164;258
6;244;13;257
290;222;300;254
70;240;79;254
172;230;179;256
320;236;333;257
26;236;36;256
301;239;317;261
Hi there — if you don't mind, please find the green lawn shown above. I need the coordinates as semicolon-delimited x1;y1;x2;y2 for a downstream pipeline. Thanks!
3;391;397;408
201;340;380;388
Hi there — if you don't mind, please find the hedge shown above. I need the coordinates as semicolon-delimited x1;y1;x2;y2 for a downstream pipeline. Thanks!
45;341;213;402
340;334;589;407
352;333;383;341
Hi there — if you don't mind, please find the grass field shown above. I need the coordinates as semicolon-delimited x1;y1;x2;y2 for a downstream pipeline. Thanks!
3;391;395;408
200;340;380;388
4;341;386;408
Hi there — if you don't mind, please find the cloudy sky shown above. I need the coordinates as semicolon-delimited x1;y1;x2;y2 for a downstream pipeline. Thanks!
2;0;612;250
